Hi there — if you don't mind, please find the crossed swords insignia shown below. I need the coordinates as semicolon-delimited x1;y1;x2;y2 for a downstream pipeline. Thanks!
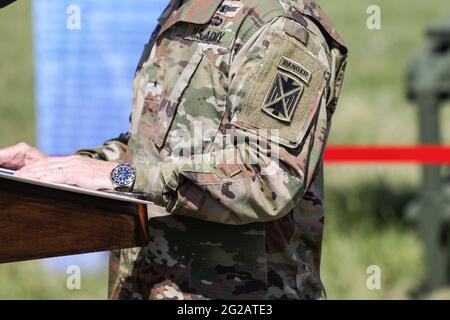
262;72;304;123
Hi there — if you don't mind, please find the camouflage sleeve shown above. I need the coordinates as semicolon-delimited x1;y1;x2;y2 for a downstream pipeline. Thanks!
75;132;130;162
134;17;340;225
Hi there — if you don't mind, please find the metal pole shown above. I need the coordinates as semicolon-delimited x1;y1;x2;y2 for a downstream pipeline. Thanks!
416;96;448;290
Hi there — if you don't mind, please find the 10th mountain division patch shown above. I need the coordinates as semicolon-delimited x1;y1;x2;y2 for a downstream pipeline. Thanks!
262;56;312;123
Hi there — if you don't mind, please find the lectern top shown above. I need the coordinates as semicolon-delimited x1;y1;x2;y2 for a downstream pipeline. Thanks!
0;168;152;205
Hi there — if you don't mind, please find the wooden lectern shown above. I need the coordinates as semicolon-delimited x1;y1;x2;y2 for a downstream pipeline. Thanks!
0;171;155;264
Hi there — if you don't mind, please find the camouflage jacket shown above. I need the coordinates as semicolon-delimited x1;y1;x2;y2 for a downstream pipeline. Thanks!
78;0;347;300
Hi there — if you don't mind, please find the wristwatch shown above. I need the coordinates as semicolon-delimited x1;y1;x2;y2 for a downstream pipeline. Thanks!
110;163;136;192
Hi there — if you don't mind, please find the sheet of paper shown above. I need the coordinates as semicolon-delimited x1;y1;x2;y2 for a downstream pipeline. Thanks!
0;168;152;205
0;168;14;176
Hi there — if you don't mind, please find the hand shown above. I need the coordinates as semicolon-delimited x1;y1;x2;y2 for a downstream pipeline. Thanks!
15;155;118;191
0;142;48;170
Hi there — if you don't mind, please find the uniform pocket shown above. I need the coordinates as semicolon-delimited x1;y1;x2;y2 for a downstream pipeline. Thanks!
131;64;164;136
151;50;204;148
154;49;228;157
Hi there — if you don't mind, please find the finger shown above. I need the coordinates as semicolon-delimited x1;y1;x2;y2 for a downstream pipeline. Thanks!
16;166;69;185
0;144;24;167
36;173;67;185
36;173;66;185
16;162;49;175
17;164;63;177
16;156;76;175
15;169;47;180
20;156;71;169
17;164;49;175
0;145;15;162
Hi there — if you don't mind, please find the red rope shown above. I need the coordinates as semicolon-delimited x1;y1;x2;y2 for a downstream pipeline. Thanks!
324;145;450;164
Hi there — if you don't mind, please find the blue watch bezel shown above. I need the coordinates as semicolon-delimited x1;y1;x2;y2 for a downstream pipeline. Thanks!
110;163;136;190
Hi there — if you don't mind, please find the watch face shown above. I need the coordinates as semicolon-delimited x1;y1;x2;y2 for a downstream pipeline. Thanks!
111;164;135;186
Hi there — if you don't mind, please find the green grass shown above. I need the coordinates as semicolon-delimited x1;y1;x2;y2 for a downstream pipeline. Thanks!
316;0;450;299
322;171;425;299
319;0;450;145
0;260;108;299
0;1;35;147
1;0;449;299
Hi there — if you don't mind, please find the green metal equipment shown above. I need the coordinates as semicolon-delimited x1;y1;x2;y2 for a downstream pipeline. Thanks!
406;18;450;292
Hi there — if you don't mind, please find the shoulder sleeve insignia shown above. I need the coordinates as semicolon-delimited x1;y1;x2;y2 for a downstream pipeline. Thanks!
262;70;304;123
236;24;331;148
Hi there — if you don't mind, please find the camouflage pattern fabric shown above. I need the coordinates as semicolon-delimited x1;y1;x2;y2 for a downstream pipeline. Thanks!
77;0;348;300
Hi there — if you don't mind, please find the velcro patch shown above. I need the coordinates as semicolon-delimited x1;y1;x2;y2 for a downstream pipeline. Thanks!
236;26;329;148
216;1;243;18
184;26;235;49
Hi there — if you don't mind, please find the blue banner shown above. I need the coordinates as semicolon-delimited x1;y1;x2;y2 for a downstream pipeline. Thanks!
33;0;167;154
32;0;167;273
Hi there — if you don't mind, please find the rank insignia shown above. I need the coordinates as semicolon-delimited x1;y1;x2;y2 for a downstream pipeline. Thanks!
262;71;304;123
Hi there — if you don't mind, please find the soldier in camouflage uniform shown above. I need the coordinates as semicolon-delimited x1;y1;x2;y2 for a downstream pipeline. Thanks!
2;0;347;299
83;0;348;300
